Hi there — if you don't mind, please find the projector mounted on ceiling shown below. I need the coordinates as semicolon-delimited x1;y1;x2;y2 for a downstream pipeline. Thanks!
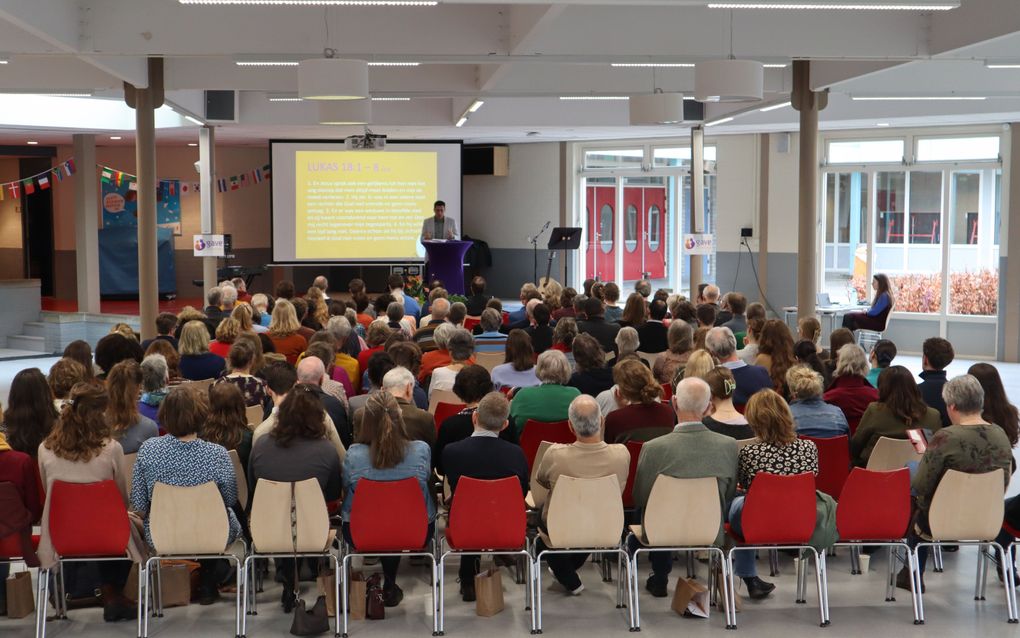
345;130;387;150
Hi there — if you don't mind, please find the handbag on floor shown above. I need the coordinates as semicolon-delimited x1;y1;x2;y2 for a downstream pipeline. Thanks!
365;573;385;620
287;483;330;636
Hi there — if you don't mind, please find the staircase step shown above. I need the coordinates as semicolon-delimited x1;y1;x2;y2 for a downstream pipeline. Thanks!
6;335;47;353
22;321;46;338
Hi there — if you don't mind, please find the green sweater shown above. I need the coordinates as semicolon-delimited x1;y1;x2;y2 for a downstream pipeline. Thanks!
631;422;738;546
509;383;581;435
912;423;1013;514
851;402;942;467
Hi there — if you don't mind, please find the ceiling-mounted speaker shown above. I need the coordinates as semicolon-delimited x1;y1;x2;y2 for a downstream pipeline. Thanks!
695;59;764;103
299;58;369;100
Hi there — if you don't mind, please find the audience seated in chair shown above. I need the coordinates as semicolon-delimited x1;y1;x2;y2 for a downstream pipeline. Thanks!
851;365;942;468
706;326;772;409
701;365;754;440
787;365;849;439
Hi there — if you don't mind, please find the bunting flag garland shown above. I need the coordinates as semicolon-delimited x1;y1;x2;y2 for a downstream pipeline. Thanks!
0;157;76;198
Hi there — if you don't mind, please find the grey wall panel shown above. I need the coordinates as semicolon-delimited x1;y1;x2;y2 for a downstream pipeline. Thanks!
947;320;998;359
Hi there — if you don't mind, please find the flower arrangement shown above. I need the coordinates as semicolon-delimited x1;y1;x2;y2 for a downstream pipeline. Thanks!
851;269;998;316
405;275;426;305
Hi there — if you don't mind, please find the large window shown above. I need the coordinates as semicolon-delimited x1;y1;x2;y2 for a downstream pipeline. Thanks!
822;133;1001;319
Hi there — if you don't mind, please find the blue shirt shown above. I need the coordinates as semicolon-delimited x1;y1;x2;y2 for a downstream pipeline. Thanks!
130;436;240;547
475;331;508;353
400;293;421;321
790;397;850;438
341;440;435;522
721;360;773;407
491;363;540;391
867;292;891;318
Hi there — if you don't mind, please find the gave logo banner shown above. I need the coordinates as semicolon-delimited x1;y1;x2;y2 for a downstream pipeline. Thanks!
193;234;226;257
683;233;716;255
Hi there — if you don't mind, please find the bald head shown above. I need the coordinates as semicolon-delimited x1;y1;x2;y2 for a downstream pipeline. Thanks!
526;298;542;319
431;297;451;319
296;356;325;386
568;394;603;439
704;285;721;304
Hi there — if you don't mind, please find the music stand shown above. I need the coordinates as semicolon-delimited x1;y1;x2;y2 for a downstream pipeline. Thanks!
544;227;582;286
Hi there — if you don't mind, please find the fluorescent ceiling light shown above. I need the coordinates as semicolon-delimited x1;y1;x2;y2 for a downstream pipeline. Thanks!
876;122;890;127
763;63;788;68
188;143;198;146
26;141;38;145
268;96;302;102
611;63;695;68
704;117;734;127
181;1;437;5
236;61;299;67
759;101;791;112
707;2;957;9
560;96;629;101
455;116;468;127
5;91;93;97
468;100;484;113
985;61;1020;69
372;97;410;101
852;95;986;101
0;95;187;130
367;62;420;67
0;59;8;65
109;136;122;140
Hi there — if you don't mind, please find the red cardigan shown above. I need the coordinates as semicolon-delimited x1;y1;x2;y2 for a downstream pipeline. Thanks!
823;375;879;436
0;449;44;558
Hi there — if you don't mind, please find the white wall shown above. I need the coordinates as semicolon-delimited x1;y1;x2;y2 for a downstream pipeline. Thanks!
765;132;802;254
714;134;759;253
462;142;563;249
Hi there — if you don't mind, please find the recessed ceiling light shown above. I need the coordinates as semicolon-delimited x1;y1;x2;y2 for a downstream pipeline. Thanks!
371;97;411;101
181;0;437;5
763;64;788;68
852;95;986;101
235;61;299;67
268;96;302;102
367;62;420;67
707;2;957;9
559;96;629;101
188;143;198;146
0;59;8;65
611;63;696;68
985;60;1020;69
875;122;890;127
759;101;791;112
26;141;38;145
109;136;122;140
455;116;468;127
704;117;734;127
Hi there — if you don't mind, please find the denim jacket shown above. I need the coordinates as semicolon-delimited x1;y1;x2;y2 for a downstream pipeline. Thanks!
341;440;435;522
790;397;850;439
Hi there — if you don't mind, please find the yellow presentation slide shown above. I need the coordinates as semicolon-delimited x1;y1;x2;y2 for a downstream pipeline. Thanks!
295;150;437;259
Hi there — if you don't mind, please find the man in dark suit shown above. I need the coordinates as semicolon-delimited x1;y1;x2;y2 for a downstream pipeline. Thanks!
442;392;529;602
578;297;621;354
636;299;669;353
464;276;492;317
503;298;541;334
296;357;351;445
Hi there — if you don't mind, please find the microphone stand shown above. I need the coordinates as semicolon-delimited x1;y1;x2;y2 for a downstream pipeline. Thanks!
529;221;551;285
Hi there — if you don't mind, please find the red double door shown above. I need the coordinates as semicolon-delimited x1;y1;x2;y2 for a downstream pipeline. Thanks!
585;184;667;282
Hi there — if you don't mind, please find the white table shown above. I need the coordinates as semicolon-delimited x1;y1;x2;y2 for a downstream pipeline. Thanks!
783;304;863;346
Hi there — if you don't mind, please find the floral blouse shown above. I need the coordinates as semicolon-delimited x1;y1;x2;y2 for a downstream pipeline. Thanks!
738;438;818;489
214;374;268;408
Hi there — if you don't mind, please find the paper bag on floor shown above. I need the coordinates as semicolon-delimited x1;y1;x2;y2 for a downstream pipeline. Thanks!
316;572;337;617
671;577;710;618
714;572;742;613
6;571;35;619
475;567;505;617
348;571;366;620
159;561;195;608
124;564;145;603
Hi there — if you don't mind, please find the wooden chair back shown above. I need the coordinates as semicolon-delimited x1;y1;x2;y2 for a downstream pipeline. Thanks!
928;468;1005;542
545;475;624;549
643;476;721;547
866;436;923;471
149;482;229;555
474;352;504;373
428;389;462;414
249;478;331;553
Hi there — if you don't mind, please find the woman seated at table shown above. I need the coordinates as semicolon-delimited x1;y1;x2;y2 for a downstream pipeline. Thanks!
842;273;894;332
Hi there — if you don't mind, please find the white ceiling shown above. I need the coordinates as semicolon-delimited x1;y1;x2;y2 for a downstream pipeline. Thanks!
1;0;1020;145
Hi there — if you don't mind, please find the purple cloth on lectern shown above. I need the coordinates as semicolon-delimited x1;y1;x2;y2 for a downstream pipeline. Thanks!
422;240;472;295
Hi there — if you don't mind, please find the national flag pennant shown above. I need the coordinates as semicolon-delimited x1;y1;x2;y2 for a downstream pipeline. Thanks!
8;182;19;199
230;176;239;191
193;183;200;193
22;179;34;196
239;173;248;188
252;168;263;183
52;168;64;182
114;171;124;187
181;183;189;194
262;163;272;179
169;180;176;196
217;178;227;193
64;159;76;176
38;175;50;190
101;168;113;184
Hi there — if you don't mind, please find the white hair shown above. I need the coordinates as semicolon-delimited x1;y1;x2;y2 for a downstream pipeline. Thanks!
296;356;325;384
615;326;639;355
220;285;238;306
568;394;603;438
382;366;415;393
535;349;572;385
705;327;737;359
673;377;712;416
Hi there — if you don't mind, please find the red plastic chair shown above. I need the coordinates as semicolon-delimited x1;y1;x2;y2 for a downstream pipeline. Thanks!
501;311;511;326
343;477;437;635
433;401;467;433
464;316;481;332
834;468;918;620
440;476;533;632
621;441;643;510
660;383;673;401
727;473;828;628
38;480;132;634
519;420;574;472
799;435;850;499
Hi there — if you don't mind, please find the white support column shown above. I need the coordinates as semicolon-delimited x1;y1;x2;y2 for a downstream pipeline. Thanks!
689;125;705;301
72;134;100;314
200;126;217;289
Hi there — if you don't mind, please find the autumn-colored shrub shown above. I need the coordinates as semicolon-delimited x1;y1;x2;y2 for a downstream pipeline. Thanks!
852;269;998;316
